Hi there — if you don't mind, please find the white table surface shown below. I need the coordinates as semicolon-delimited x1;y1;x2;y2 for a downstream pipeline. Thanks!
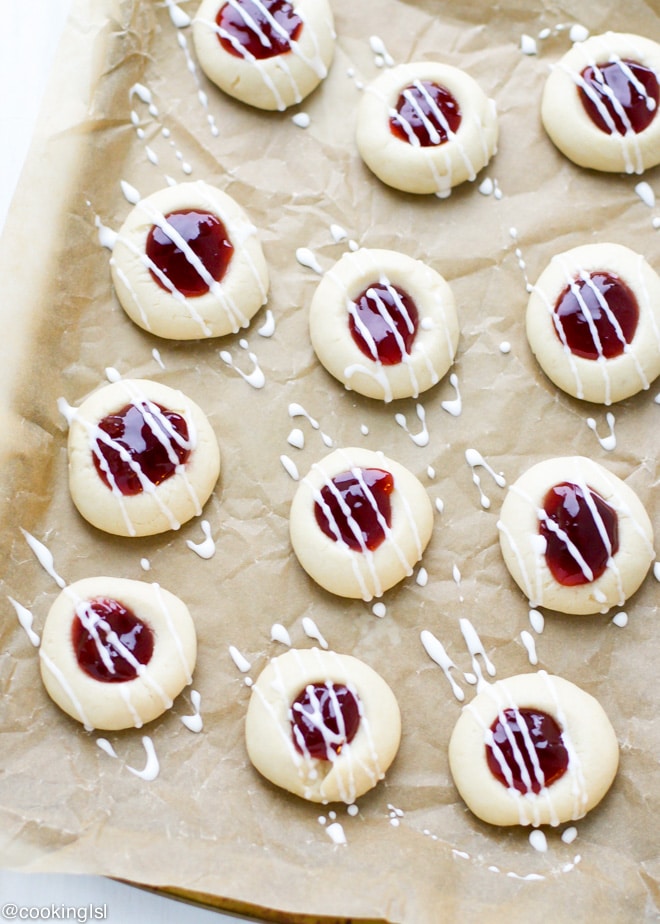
0;2;262;921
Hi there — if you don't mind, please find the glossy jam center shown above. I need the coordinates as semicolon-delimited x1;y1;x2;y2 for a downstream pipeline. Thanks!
93;402;191;497
579;59;659;135
486;708;569;794
541;481;619;586
314;467;394;552
217;0;303;60
146;209;234;297
72;597;154;683
349;282;419;365
290;682;361;760
390;80;462;147
554;271;639;360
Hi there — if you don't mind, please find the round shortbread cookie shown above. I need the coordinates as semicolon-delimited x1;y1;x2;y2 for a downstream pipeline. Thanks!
110;181;269;340
245;647;401;804
356;61;498;196
192;0;335;111
289;447;433;601
497;456;654;615
526;242;660;405
309;248;459;402
448;671;619;827
63;378;220;538
39;577;197;731
541;32;660;174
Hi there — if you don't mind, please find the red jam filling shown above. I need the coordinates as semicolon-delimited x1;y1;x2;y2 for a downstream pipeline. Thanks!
314;468;394;552
486;708;569;794
72;597;154;683
349;283;419;365
390;81;462;147
93;402;191;497
146;209;234;297
579;60;659;135
217;0;303;60
553;272;639;360
290;682;361;760
541;482;619;586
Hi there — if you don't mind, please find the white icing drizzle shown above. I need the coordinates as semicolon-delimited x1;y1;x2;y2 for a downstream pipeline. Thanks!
174;28;220;138
181;689;204;732
529;608;545;634
229;645;252;673
470;671;588;827
96;738;118;759
292;111;311;128
420;629;465;701
120;179;140;204
562;825;578;844
219;344;266;388
95;215;118;250
529;829;548;852
296;247;323;273
416;566;428;587
394;404;429;447
61;380;200;537
302;616;328;649
520;630;538;665
105;366;121;383
306;448;425;601
586;412;616;451
509;227;532;292
287;427;305;449
257;308;276;337
325;821;347;845
499;340;512;354
612;610;628;628
164;0;191;28
140;558;151;572
152;348;165;369
557;35;657;175
39;650;94;731
635;180;656;208
8;597;40;647
280;454;300;480
129;82;193;173
441;373;462;416
460;618;496;690
288;402;334;447
369;35;394;68
654;561;660;582
198;1;331;111
465;449;506;509
21;529;66;588
372;602;386;618
185;519;216;559
126;736;160;781
270;623;292;646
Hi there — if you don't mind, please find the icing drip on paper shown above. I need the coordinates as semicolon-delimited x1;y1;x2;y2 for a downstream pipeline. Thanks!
21;529;66;588
186;520;216;558
302;617;328;649
181;689;204;732
465;449;506;509
8;597;40;647
126;736;160;781
394;404;429;447
220;340;266;388
586;412;616;451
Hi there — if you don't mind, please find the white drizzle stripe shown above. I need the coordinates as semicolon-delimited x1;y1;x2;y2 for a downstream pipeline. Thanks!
39;651;94;732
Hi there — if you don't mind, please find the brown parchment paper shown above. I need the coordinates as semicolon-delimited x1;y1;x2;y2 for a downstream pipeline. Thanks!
1;0;660;921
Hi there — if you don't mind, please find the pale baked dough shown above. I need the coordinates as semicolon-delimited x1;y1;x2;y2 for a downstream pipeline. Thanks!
448;671;619;827
526;242;660;404
309;248;459;401
356;61;498;196
541;32;660;174
497;456;654;615
39;577;197;731
289;447;434;601
110;181;269;340
245;647;401;803
192;0;335;111
64;378;220;538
